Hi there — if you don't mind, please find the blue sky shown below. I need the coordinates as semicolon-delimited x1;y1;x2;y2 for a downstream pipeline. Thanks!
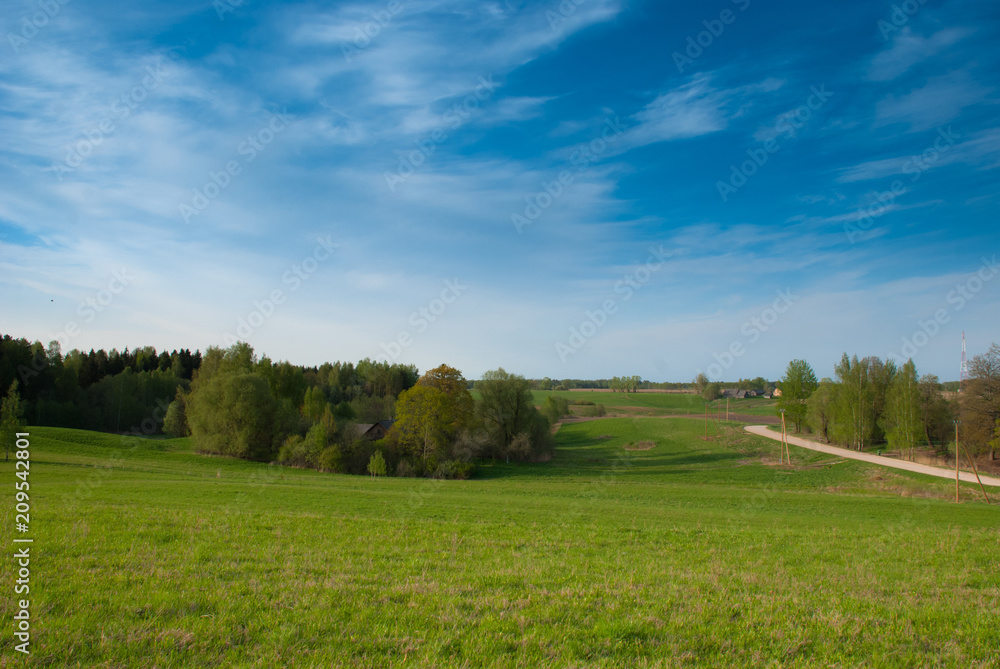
1;0;998;382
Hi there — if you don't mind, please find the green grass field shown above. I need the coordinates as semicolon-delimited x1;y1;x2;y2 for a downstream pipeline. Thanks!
2;420;998;667
525;390;706;416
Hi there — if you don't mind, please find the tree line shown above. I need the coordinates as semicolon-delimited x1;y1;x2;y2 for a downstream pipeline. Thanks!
0;333;555;479
774;344;1000;459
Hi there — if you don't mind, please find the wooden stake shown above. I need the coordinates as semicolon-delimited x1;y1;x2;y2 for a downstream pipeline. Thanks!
959;438;991;505
955;422;960;504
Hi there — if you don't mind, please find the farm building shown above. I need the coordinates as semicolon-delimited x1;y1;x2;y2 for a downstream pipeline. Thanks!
721;389;750;399
354;420;395;440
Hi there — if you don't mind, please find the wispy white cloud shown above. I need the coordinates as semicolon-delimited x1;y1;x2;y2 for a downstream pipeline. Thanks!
867;27;972;82
874;71;991;131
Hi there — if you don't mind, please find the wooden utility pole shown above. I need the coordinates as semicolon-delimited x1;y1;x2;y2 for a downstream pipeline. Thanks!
954;420;990;504
778;409;792;465
955;421;960;503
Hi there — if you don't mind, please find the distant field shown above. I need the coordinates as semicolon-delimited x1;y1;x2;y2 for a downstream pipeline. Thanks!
528;390;705;415
521;389;780;419
2;422;997;667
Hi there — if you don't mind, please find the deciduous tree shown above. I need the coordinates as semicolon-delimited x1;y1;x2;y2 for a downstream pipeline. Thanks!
881;359;920;459
777;359;817;432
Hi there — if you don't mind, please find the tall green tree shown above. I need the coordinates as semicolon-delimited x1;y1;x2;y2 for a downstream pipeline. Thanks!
961;342;1000;458
389;365;474;466
692;372;709;397
807;378;838;443
476;368;550;460
832;354;873;450
881;359;921;459
917;375;952;448
868;357;898;443
777;359;818;432
1;381;24;462
186;344;280;461
702;382;720;403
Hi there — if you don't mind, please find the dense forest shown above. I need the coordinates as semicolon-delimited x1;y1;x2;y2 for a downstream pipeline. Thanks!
0;333;553;478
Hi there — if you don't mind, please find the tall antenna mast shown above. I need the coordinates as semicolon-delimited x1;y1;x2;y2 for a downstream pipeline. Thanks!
960;331;968;391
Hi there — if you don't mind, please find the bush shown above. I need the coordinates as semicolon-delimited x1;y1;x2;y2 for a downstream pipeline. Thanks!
432;459;476;480
395;459;417;478
317;445;342;472
163;397;189;437
277;435;307;468
573;399;595;406
367;450;387;477
581;403;606;417
542;395;570;424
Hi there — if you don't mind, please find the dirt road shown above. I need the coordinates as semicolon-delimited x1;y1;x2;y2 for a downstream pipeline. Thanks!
744;425;1000;488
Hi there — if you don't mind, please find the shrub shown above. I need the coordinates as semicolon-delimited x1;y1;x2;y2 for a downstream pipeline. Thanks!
395;459;417;478
317;445;342;472
431;459;476;480
367;450;387;477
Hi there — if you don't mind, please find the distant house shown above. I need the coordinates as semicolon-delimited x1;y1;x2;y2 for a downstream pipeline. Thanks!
721;389;750;399
354;420;395;440
750;389;773;399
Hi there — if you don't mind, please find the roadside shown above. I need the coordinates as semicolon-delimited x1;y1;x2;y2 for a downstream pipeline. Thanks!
744;425;1000;489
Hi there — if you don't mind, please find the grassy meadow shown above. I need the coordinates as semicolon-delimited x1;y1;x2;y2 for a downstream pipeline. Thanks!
2;419;998;667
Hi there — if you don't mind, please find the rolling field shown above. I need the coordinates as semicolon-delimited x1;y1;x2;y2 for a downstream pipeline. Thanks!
2;421;998;667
